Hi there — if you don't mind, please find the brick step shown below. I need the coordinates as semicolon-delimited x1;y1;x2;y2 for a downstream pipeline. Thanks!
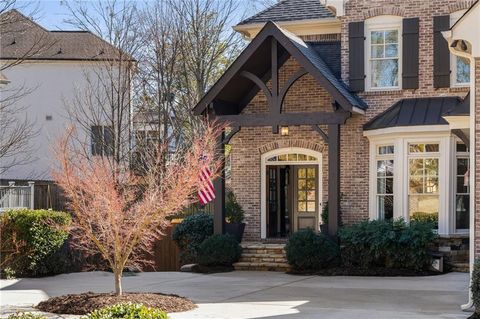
233;261;291;272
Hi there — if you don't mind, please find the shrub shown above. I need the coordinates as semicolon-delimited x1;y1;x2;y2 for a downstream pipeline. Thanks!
225;191;244;223
0;209;71;277
172;212;213;264
285;229;340;271
7;313;47;319
338;219;436;271
197;234;242;266
472;260;480;315
84;303;167;319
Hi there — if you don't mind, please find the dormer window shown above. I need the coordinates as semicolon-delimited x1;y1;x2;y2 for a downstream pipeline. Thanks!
365;16;402;91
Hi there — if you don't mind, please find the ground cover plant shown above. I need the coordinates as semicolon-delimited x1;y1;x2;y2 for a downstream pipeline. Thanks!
83;303;168;319
0;209;71;278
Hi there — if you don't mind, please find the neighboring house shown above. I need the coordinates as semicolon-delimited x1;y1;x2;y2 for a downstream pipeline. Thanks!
194;0;477;271
0;10;129;209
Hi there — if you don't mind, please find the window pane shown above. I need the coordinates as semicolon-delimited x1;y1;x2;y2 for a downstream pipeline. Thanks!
306;179;315;190
371;45;384;58
409;159;424;176
456;56;470;84
425;144;439;152
307;202;316;212
457;176;468;193
298;154;307;161
298;191;306;201
377;178;386;193
378;145;394;155
307;168;316;178
409;144;424;153
307;191;315;201
308;156;317;161
371;59;399;87
371;31;384;44
298;202;306;211
457;158;468;175
425;177;438;193
409;177;423;193
278;154;287;161
385;44;398;57
298;179;306;190
298;169;306;178
378;195;393;220
456;194;470;229
288;154;297;161
91;126;103;156
385;30;398;43
409;196;439;228
424;159;438;176
456;142;468;152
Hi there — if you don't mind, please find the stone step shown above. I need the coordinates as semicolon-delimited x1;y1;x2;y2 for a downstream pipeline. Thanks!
451;263;469;273
239;257;288;263
233;261;291;272
240;253;286;259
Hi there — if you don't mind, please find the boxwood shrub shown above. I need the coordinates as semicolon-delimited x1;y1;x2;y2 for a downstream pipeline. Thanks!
472;260;480;316
172;212;213;264
0;209;71;277
198;234;242;266
285;229;340;271
84;303;167;319
338;219;436;270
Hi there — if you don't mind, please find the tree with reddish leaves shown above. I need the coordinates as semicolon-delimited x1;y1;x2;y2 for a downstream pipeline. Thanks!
53;122;222;296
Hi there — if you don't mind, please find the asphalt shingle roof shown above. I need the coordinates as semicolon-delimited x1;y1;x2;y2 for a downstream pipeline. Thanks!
238;0;335;25
0;10;128;61
364;97;462;130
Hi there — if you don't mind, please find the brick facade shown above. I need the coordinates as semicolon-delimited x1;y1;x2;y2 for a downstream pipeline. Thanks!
229;0;471;241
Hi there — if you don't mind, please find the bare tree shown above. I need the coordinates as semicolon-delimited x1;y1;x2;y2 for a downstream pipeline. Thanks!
63;0;143;173
0;2;54;175
54;122;222;295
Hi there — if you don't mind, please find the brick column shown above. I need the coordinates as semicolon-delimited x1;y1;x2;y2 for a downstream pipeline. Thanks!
475;57;480;258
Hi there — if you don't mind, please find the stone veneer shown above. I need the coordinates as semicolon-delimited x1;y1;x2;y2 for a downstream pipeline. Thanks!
229;0;472;241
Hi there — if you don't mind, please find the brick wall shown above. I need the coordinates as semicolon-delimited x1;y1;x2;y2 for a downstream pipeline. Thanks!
475;58;480;258
229;0;471;241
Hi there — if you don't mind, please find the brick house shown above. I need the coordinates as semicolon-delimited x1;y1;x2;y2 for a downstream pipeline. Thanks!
193;0;477;272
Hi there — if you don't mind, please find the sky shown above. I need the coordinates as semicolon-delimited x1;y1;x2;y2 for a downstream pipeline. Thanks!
16;0;271;31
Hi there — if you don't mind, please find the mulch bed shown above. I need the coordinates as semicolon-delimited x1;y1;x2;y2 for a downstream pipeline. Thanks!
36;292;196;315
288;267;444;277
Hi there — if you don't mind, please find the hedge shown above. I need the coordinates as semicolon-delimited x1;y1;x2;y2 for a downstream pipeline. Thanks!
0;209;71;277
198;234;242;266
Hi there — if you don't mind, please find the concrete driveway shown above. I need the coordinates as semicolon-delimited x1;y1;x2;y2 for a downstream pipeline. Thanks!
0;271;471;319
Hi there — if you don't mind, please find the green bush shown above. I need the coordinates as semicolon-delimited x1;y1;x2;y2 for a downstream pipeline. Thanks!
0;209;71;277
472;260;480;315
285;229;340;271
84;303;167;319
7;313;47;319
338;219;436;271
172;212;213;264
225;191;244;224
198;234;242;266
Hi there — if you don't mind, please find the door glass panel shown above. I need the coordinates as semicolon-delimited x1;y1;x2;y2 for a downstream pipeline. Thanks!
298;202;306;211
307;202;316;212
298;179;306;190
298;169;306;178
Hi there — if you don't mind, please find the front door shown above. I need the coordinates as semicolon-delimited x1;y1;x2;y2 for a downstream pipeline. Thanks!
293;166;319;231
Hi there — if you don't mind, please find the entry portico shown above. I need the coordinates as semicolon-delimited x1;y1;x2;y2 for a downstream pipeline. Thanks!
193;21;367;238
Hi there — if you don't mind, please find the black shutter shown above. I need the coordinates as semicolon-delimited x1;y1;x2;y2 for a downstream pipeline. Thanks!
349;21;365;92
433;15;450;88
402;18;419;89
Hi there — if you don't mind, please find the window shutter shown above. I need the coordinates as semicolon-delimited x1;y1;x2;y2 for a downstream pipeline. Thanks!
349;21;365;92
402;18;419;89
433;15;450;88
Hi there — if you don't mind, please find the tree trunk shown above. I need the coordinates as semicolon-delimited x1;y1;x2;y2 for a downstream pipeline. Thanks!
114;270;123;296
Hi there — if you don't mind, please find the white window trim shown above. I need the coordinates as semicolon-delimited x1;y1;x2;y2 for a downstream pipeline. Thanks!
452;138;470;233
367;129;456;235
365;15;403;91
450;10;470;88
260;147;323;239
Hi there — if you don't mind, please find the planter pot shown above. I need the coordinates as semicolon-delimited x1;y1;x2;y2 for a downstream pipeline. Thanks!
225;222;246;242
320;224;328;234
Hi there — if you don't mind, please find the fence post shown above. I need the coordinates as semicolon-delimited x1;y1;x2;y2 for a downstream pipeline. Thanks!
8;181;14;208
28;181;35;210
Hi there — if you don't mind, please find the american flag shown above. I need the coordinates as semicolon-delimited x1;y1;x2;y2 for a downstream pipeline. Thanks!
198;155;215;205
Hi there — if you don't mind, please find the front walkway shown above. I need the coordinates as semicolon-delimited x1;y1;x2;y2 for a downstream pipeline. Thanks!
0;271;470;319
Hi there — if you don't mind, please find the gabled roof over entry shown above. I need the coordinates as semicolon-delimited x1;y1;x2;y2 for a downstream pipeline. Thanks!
363;97;462;131
237;0;335;25
192;22;366;115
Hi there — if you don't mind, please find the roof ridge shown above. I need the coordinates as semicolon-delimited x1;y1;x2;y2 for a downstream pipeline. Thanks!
238;1;288;25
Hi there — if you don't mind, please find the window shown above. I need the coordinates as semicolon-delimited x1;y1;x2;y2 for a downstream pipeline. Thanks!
455;142;469;231
366;16;402;90
91;125;114;157
450;10;470;87
408;143;439;228
267;153;317;162
376;145;394;220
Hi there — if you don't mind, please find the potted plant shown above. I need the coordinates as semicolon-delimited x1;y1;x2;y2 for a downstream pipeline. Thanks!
320;202;328;234
224;190;245;242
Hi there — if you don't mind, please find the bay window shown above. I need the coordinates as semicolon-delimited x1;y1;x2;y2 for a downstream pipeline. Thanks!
376;145;394;220
455;142;469;231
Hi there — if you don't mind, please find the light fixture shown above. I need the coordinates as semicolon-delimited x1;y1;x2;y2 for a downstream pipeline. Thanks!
280;126;289;136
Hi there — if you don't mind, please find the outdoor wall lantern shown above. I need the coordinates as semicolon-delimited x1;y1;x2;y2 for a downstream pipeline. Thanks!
280;126;289;136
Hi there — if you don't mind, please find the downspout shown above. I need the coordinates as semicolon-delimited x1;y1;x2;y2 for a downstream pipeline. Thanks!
443;30;475;312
